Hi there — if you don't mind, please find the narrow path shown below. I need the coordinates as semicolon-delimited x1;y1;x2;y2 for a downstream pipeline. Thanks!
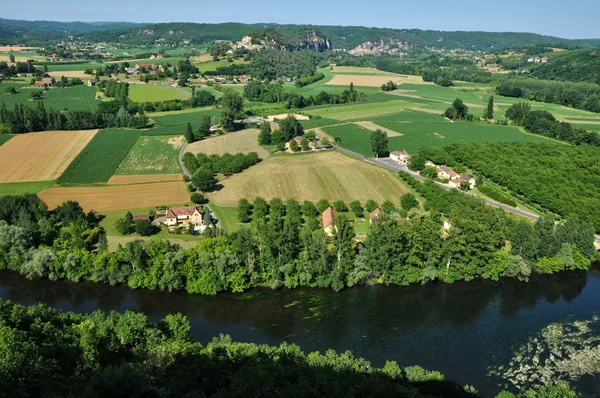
161;82;191;96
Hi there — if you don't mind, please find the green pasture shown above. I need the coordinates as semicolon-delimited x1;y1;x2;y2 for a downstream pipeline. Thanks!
128;84;189;102
40;62;104;72
304;100;419;121
150;107;220;127
0;85;99;111
0;180;55;196
301;118;341;129
115;136;181;175
195;59;247;72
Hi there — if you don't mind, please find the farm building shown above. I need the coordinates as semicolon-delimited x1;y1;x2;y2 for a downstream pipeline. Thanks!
390;150;411;165
34;78;52;86
436;166;458;180
132;215;150;221
322;207;336;236
163;205;204;227
369;208;382;224
449;173;476;190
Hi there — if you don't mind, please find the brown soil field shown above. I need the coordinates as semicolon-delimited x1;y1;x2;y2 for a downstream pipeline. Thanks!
354;121;402;137
0;130;98;182
209;151;410;206
266;113;309;121
327;74;426;87
107;174;182;185
47;71;90;79
38;181;190;212
186;129;270;158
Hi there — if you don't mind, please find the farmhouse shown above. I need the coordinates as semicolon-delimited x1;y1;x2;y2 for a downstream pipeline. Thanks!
390;150;411;164
132;215;150;221
449;173;476;189
436;165;458;180
369;208;382;224
34;78;52;86
135;63;156;70
163;205;204;227
87;80;94;87
322;207;336;236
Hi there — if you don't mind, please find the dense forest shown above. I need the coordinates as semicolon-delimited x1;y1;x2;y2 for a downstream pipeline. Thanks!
0;299;577;398
441;142;600;232
527;48;600;84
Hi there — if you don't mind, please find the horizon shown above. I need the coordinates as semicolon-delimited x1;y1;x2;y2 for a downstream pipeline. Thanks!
2;0;599;40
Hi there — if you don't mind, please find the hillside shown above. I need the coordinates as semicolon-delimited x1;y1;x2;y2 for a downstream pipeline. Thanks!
528;48;600;84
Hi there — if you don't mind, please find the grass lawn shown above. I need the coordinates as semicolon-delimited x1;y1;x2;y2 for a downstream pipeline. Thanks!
208;151;411;206
301;118;342;129
0;85;99;111
115;135;183;175
194;59;247;72
150;107;220;127
304;100;420;121
0;180;55;196
210;204;240;233
0;135;13;146
186;129;271;159
129;84;188;102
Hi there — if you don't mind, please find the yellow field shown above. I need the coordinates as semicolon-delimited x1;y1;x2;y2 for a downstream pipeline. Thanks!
327;74;426;87
0;46;39;52
331;66;396;75
48;71;90;79
266;113;309;121
107;174;182;185
354;121;402;137
0;130;98;182
209;151;410;206
186;129;270;158
38;181;190;212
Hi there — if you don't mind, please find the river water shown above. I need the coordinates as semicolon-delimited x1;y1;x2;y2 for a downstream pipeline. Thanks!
2;266;600;397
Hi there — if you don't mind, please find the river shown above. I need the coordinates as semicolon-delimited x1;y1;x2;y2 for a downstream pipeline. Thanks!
2;266;600;397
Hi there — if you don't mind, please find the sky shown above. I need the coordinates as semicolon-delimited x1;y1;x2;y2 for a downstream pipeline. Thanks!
3;0;600;39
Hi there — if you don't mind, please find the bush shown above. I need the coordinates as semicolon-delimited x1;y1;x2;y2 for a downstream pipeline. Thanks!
134;219;158;236
190;192;205;204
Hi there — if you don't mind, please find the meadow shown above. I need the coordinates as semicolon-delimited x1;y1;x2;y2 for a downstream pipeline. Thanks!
208;151;410;206
150;107;219;127
39;181;190;212
194;59;247;72
0;180;55;196
0;85;99;111
128;84;188;102
0;130;98;182
115;135;183;174
186;129;270;158
57;129;141;185
304;100;419;120
40;62;104;72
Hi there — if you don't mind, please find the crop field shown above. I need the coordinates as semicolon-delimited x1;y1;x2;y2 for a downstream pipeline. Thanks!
128;84;188;102
0;85;98;111
38;181;190;212
300;118;340;129
57;129;141;184
47;71;90;79
186;128;270;158
209;151;410;206
331;66;397;75
324;111;556;155
41;62;104;72
194;59;247;72
0;130;98;182
150;107;219;127
115;135;183;174
327;74;405;87
354;121;402;137
0;181;56;196
107;174;182;185
305;100;419;120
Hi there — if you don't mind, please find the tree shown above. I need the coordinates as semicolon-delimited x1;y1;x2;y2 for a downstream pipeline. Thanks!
407;154;426;171
400;193;419;211
484;96;494;119
444;98;469;120
30;91;43;100
278;115;303;142
420;166;438;179
98;232;108;252
301;201;318;218
365;199;378;213
197;115;212;138
192;168;217;192
54;201;85;225
316;199;331;214
115;213;133;235
253;197;268;219
370;129;388;158
300;137;310;151
505;102;531;125
350;201;364;218
135;220;158;236
289;139;299;152
382;200;396;214
258;122;271;145
219;90;244;132
332;200;348;212
184;122;194;143
237;198;251;223
190;192;205;204
9;53;15;63
332;215;355;291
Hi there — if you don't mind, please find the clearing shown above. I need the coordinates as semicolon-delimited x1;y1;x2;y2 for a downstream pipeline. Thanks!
209;151;410;206
354;121;402;137
115;135;182;175
38;181;190;212
305;100;417;121
0;130;98;182
108;174;182;185
186;129;270;158
128;84;188;102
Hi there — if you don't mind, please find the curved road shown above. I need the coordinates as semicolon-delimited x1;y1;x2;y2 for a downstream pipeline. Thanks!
332;144;600;245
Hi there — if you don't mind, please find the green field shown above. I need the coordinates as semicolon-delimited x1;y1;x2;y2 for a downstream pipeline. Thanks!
194;59;247;72
58;129;141;185
301;118;341;129
0;135;13;146
324;110;557;156
128;84;189;102
304;100;419;121
40;62;104;72
0;180;55;196
139;126;192;136
151;107;220;127
0;85;99;111
115;135;182;175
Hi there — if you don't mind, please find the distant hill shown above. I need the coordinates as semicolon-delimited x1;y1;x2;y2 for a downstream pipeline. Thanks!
0;18;599;52
528;48;600;84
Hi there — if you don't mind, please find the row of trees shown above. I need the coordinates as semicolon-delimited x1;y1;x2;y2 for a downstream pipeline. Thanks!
244;81;365;108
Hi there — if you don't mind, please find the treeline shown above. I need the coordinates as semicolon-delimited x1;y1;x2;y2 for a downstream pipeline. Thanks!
244;81;365;108
250;49;319;80
295;72;325;87
505;103;600;146
183;151;260;176
478;185;518;207
203;62;251;76
100;79;128;99
497;79;600;113
0;60;37;77
374;57;494;84
8;298;557;398
0;102;148;134
528;48;600;85
131;89;216;113
443;142;600;233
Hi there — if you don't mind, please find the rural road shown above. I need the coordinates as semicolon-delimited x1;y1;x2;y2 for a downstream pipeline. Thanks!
331;144;600;245
161;82;191;97
178;142;219;228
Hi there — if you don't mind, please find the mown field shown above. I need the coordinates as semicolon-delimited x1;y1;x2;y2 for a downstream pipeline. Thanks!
57;129;141;185
209;151;410;206
0;85;99;111
128;84;188;102
323;110;556;155
39;62;104;72
150;107;219;127
107;174;182;185
0;130;98;182
304;100;419;120
0;180;55;196
39;181;190;212
115;135;183;174
186;129;270;158
193;59;247;72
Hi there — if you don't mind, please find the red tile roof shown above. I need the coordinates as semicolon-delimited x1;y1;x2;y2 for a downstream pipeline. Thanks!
322;207;336;229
